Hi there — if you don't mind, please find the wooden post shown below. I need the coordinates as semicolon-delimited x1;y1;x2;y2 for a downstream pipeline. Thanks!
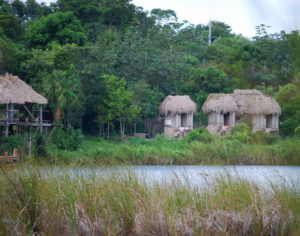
13;149;18;157
39;105;43;135
28;127;32;157
22;127;26;153
4;152;8;157
5;103;9;137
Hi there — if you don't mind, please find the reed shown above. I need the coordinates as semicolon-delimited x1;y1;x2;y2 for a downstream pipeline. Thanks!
0;164;299;235
43;136;300;165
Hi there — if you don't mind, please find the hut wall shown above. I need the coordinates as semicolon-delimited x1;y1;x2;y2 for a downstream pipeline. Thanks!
208;112;223;125
163;113;180;137
164;126;178;137
163;113;194;138
174;114;181;128
271;115;279;129
180;113;193;128
190;114;193;128
164;114;180;128
252;114;266;131
181;114;188;127
228;112;235;127
207;112;224;135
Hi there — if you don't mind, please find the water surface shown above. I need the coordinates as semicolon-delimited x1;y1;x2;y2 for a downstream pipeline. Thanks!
62;165;300;189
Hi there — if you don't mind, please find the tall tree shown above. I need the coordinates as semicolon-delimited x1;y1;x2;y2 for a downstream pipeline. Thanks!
103;75;140;142
26;11;87;49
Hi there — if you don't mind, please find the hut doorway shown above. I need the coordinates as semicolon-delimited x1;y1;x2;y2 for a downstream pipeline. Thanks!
181;114;188;127
266;115;272;128
224;112;230;126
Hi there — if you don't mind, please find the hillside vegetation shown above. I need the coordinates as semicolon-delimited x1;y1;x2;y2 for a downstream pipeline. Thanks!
0;0;300;140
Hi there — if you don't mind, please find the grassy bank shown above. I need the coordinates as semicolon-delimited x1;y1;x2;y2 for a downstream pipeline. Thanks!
43;135;300;165
0;164;299;235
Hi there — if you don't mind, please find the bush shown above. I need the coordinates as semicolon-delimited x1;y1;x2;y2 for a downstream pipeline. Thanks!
226;122;252;143
51;127;84;151
0;135;22;154
183;128;215;143
251;130;281;145
251;130;269;144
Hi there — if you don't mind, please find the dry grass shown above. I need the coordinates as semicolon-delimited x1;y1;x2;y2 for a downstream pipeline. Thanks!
0;164;299;235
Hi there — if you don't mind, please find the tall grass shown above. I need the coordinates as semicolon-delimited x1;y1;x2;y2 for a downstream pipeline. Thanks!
0;164;299;235
43;136;300;165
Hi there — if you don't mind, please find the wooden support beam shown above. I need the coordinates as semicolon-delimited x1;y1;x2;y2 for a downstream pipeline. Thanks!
23;104;39;124
5;104;9;137
39;105;43;135
28;127;32;157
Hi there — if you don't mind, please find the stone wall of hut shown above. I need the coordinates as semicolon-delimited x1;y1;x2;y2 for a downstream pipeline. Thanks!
252;114;279;132
163;113;194;138
207;112;235;135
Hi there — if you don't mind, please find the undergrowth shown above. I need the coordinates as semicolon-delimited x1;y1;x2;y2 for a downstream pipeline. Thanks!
0;164;299;235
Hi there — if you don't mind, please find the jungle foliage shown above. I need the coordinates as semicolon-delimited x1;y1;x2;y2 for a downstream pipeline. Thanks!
0;0;300;137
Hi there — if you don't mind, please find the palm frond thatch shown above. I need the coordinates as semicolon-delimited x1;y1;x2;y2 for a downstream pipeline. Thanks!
159;95;197;116
0;73;47;104
202;89;281;116
233;90;281;116
202;94;238;114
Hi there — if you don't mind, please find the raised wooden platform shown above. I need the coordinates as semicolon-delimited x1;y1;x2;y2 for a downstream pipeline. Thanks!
0;149;19;163
0;156;19;162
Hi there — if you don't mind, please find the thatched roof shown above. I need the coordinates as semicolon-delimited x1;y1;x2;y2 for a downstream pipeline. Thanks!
202;94;238;114
159;95;197;115
0;73;48;104
232;89;281;116
202;89;281;116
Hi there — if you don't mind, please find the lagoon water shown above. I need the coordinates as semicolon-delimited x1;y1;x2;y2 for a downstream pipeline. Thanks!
61;165;300;190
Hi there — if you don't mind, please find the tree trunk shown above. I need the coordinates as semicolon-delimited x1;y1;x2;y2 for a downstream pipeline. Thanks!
120;120;123;142
107;120;110;140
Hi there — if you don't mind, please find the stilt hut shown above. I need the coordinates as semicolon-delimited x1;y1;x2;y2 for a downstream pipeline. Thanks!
159;95;197;138
202;90;281;135
0;73;49;140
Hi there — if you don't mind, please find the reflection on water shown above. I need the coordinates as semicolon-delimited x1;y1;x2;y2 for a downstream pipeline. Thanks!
54;165;300;190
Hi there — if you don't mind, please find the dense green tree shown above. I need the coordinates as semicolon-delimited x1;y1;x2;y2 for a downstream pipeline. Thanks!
26;11;87;49
0;37;20;74
0;12;24;41
56;0;136;28
187;66;235;106
275;84;300;136
42;65;84;128
0;0;299;137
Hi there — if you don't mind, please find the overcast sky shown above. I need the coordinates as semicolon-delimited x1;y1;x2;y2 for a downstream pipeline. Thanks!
36;0;300;37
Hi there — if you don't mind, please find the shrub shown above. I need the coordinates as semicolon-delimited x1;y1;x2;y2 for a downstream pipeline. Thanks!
51;127;84;151
183;128;215;143
227;122;252;143
251;130;269;144
0;135;22;154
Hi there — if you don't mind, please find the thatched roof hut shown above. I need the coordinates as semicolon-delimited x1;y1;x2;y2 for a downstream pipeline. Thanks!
202;94;238;114
232;90;281;117
159;95;197;116
0;73;47;104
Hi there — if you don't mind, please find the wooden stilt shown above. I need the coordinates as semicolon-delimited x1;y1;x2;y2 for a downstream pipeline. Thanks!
22;127;26;154
5;104;9;137
28;127;32;157
39;105;43;135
